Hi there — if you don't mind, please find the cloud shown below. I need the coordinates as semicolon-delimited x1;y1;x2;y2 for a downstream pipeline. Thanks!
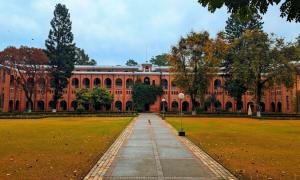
0;0;300;65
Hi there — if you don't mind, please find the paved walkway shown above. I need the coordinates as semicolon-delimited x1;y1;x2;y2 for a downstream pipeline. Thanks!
85;113;236;180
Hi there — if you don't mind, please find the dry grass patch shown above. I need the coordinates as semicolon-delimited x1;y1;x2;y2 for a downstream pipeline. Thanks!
166;117;300;179
0;117;131;180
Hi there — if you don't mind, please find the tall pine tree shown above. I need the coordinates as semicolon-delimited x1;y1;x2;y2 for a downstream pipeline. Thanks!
225;13;264;42
75;47;97;65
223;13;263;112
45;3;76;111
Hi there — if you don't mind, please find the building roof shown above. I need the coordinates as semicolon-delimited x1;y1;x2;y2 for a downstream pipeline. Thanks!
74;65;171;72
75;65;140;69
72;71;170;75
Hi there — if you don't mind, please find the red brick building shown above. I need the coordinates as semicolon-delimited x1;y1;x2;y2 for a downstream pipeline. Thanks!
0;63;299;113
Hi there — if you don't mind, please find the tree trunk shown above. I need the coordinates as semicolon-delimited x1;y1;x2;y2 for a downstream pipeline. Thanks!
25;92;33;113
256;83;262;117
191;97;196;115
52;86;61;112
27;99;33;113
200;95;205;111
236;95;242;113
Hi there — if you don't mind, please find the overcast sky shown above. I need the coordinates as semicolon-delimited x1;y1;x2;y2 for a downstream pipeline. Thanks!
0;0;300;65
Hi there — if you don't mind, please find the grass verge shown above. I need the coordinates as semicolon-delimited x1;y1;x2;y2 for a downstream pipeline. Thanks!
166;117;300;179
0;117;132;180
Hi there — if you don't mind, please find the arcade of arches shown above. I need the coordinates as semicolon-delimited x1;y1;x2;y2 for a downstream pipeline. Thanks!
0;64;298;113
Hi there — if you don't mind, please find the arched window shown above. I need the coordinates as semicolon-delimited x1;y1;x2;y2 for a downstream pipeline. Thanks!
60;101;67;111
60;78;68;89
161;79;168;89
94;78;101;87
115;101;122;111
126;101;133;111
105;78;112;89
225;101;232;111
115;78;122;89
72;78;79;88
277;102;282;112
83;78;90;89
182;101;189;112
214;79;221;89
71;101;78;111
171;101;179;111
271;102;276;112
144;77;150;85
126;79;133;89
50;78;69;88
37;101;45;111
160;101;168;112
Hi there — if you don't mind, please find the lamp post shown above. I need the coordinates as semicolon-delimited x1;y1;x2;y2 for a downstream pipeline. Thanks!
162;98;166;119
178;93;185;136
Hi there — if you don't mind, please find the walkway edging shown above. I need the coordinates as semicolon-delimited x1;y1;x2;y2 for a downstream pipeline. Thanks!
164;121;238;180
84;117;137;180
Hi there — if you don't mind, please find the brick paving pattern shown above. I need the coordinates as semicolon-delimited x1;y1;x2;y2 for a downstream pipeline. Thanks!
84;117;137;180
84;114;237;180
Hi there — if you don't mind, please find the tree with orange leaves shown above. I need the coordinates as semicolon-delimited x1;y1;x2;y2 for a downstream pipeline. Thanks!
168;31;229;114
0;46;48;112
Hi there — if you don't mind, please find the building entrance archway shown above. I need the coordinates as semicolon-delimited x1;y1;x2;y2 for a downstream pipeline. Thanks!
144;104;150;112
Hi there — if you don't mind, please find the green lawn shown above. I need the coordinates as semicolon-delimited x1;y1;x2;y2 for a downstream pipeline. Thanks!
166;117;300;180
0;117;132;180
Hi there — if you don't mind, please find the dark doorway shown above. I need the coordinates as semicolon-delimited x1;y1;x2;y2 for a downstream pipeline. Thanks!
126;101;133;111
9;100;13;112
60;101;67;111
182;101;189;112
271;102;276;112
171;101;178;111
71;101;78;111
144;103;150;112
15;100;19;111
225;101;232;112
37;101;45;111
26;101;33;111
144;77;150;85
247;102;254;111
277;102;282;112
105;104;111;111
115;101;122;111
260;102;265;112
